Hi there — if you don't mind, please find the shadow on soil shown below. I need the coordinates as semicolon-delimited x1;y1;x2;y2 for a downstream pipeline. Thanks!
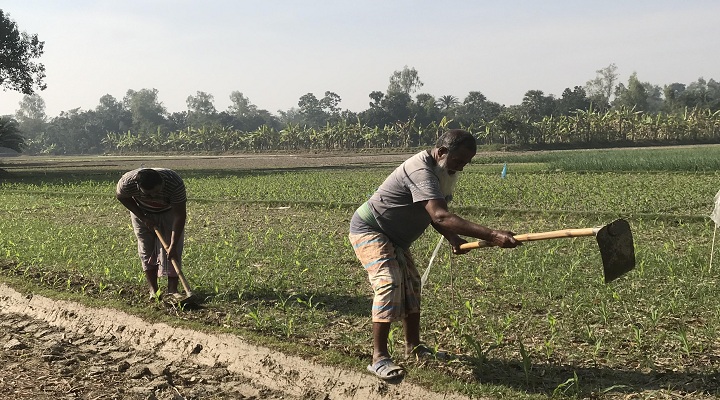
466;357;720;397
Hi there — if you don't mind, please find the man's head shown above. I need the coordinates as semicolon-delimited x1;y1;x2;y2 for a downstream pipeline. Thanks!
434;129;477;175
432;129;477;198
136;168;164;195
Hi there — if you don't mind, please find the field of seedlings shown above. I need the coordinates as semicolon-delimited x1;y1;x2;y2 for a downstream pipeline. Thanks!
2;146;720;399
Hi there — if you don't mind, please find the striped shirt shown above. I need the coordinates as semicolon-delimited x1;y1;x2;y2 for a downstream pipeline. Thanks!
116;168;186;213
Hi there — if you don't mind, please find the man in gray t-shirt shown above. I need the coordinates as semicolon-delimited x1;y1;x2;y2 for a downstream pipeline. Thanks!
349;129;521;381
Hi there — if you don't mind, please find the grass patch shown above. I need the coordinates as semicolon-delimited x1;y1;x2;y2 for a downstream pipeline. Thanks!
474;144;720;172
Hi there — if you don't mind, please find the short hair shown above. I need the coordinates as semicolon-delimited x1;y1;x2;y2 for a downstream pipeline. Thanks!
136;168;163;190
435;129;477;153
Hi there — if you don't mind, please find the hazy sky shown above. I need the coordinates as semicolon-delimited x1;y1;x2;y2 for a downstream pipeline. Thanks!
2;1;719;118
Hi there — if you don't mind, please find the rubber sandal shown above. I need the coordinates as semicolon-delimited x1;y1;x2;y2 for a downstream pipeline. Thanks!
366;358;405;380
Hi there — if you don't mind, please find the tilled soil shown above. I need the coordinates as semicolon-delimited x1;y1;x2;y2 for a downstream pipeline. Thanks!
0;284;471;400
0;312;289;400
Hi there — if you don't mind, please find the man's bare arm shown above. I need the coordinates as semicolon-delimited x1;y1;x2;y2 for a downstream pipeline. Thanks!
424;199;519;249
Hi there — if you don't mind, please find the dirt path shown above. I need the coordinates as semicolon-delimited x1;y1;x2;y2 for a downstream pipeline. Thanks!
0;313;286;400
0;283;472;400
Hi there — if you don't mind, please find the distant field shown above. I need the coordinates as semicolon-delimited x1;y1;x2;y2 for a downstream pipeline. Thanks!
2;146;720;399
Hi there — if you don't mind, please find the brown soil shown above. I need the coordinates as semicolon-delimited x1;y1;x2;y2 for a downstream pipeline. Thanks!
0;283;471;400
0;312;286;400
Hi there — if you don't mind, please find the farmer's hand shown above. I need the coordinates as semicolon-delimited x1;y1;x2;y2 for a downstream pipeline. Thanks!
166;243;179;261
448;237;471;255
490;230;521;248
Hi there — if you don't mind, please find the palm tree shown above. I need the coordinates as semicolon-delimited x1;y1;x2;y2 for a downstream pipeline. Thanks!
438;95;460;111
0;117;26;152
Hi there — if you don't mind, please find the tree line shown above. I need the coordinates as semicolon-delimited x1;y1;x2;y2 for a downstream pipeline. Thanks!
1;7;719;154
4;64;719;154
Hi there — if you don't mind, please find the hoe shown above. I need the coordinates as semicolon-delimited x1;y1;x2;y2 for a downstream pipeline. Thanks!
422;219;635;291
154;228;196;305
459;219;635;283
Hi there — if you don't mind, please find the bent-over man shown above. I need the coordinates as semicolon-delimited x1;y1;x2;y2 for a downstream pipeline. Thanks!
116;168;187;300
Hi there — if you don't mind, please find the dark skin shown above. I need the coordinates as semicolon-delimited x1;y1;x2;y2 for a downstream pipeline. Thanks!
371;145;521;367
116;184;187;295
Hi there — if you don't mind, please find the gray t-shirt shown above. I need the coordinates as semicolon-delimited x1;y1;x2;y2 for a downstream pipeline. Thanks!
351;150;448;249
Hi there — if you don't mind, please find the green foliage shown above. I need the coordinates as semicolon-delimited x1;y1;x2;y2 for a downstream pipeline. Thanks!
123;88;168;134
0;10;46;95
0;116;25;151
95;107;720;154
388;65;423;95
10;78;720;155
474;145;720;172
186;91;217;128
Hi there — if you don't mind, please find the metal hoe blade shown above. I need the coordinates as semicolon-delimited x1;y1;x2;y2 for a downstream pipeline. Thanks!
595;219;635;283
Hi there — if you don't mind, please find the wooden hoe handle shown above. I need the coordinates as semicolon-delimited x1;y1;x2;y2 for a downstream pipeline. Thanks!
460;227;599;250
153;228;193;295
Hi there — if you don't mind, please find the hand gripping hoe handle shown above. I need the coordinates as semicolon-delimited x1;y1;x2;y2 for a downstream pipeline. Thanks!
153;228;194;297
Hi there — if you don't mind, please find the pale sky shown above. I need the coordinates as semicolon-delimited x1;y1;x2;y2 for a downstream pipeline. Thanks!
2;1;719;118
